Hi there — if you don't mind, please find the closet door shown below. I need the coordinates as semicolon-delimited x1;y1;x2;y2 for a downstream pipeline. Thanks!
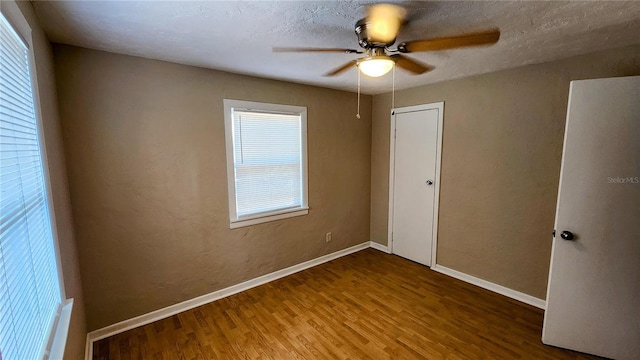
390;104;442;266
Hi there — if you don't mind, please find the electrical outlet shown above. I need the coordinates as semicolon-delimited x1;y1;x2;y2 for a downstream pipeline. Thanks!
325;232;332;243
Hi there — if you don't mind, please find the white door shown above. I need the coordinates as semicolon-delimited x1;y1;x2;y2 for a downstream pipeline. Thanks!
542;76;640;360
391;104;442;266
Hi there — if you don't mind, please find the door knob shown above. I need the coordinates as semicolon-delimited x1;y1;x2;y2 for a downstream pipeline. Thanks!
426;180;433;185
560;231;574;240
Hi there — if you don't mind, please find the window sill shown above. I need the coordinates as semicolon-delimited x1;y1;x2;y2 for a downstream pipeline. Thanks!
230;207;309;229
47;298;74;360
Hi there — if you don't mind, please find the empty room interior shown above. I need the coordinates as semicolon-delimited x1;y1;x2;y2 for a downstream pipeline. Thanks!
1;1;639;359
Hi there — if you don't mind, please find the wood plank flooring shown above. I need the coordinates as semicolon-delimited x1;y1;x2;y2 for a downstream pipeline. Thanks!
93;249;603;359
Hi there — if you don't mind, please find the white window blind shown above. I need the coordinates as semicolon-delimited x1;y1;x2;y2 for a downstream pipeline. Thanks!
232;110;302;216
0;13;62;360
223;99;308;228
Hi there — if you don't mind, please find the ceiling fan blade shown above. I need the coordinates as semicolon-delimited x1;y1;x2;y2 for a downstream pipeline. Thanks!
366;3;406;44
399;28;500;53
273;47;361;54
324;61;357;76
391;54;434;75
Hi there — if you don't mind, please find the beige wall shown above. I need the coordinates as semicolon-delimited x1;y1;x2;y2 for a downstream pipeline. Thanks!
52;45;372;331
371;45;640;299
2;1;88;359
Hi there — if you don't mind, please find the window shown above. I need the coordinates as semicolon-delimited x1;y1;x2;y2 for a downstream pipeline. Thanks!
0;12;64;360
223;99;308;228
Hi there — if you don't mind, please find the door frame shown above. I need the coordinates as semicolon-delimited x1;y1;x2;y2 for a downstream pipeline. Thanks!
387;102;444;267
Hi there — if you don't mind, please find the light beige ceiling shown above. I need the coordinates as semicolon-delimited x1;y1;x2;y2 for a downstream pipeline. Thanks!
32;1;640;94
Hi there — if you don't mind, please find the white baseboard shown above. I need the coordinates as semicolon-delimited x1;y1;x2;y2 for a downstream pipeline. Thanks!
84;242;546;360
84;241;369;360
432;264;546;310
369;241;391;253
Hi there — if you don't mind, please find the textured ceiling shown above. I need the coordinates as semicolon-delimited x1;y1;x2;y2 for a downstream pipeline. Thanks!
32;1;640;94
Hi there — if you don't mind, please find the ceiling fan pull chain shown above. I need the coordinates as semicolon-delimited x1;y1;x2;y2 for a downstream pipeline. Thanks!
392;64;396;110
356;67;361;119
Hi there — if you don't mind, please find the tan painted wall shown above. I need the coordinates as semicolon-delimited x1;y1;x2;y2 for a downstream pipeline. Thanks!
2;2;88;359
52;45;372;331
371;45;640;299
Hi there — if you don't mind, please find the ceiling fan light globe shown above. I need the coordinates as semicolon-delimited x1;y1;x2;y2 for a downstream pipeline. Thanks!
358;57;395;77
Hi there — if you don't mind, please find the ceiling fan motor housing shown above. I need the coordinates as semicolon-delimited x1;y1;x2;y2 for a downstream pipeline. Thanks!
355;18;396;49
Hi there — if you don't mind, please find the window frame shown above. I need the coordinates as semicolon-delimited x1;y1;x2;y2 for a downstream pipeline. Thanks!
223;99;308;229
1;3;72;360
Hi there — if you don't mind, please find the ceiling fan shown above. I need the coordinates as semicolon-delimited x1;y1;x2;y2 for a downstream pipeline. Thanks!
274;3;500;78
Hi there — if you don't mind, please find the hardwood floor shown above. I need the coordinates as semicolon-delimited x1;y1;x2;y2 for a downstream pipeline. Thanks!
93;249;603;359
